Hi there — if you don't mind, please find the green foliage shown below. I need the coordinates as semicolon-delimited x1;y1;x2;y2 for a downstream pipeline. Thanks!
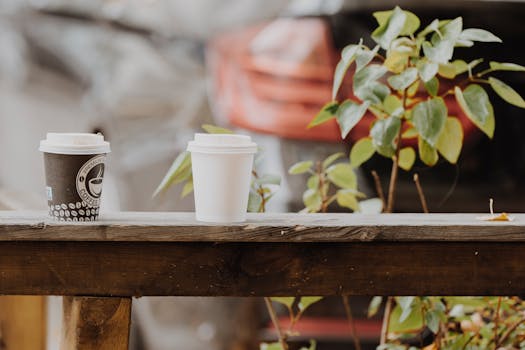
455;85;495;138
373;297;525;350
350;137;375;167
308;6;525;173
289;153;375;213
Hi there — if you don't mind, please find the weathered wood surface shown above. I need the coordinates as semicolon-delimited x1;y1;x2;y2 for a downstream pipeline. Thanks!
2;211;525;296
60;297;131;350
1;211;525;242
0;296;46;350
0;241;525;296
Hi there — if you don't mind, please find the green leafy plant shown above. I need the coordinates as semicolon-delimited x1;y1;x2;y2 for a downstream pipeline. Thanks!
370;296;525;350
288;153;366;213
154;124;280;212
306;7;525;349
261;297;323;350
310;6;525;212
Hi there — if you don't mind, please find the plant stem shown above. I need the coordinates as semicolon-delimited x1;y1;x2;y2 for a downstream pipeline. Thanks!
317;161;329;213
494;297;502;349
386;156;399;213
371;170;386;212
386;88;408;213
264;297;289;350
380;297;394;344
496;317;525;347
413;174;429;213
342;296;362;350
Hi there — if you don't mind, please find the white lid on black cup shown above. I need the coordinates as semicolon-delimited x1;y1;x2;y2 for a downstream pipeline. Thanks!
39;133;111;155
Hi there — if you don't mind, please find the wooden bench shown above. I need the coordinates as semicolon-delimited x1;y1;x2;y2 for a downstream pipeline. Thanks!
1;211;525;349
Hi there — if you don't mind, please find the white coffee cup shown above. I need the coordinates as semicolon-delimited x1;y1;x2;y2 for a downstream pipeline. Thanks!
187;133;257;223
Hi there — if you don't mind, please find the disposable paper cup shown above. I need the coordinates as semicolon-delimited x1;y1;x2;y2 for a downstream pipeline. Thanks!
39;133;110;221
187;133;257;223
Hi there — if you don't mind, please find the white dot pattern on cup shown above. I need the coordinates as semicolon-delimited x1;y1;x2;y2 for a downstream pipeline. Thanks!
48;201;100;221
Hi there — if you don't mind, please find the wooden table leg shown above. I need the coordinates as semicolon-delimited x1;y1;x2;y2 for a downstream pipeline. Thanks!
0;296;47;350
60;296;131;350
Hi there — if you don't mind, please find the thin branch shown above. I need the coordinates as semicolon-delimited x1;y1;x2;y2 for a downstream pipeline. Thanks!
497;317;525;347
264;297;289;350
342;296;362;350
380;297;394;344
413;174;429;213
494;297;502;348
386;156;399;213
371;170;386;212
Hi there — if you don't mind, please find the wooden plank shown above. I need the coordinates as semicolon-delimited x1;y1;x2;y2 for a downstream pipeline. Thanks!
0;296;46;350
0;241;524;296
1;211;525;242
60;297;131;350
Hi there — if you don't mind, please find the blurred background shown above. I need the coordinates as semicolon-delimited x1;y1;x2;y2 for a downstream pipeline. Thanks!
1;0;525;349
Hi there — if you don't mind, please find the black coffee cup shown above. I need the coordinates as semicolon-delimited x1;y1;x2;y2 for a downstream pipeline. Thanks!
39;133;110;221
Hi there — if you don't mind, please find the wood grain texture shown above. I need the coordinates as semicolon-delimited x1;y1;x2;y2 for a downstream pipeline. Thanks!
0;241;524;296
1;211;525;242
0;296;46;350
60;297;131;350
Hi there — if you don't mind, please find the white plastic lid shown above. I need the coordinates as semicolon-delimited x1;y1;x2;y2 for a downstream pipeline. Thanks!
39;133;111;155
187;133;257;154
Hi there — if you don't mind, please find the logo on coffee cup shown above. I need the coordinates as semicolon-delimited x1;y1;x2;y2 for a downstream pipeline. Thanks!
76;155;105;207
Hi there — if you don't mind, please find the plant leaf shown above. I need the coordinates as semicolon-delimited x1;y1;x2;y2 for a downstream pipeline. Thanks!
368;297;383;317
332;44;361;99
425;310;441;334
388;304;424;333
153;151;192;197
418;137;439;166
423;17;462;64
260;342;284;350
309;101;339;128
355;45;380;72
307;175;319;189
488;77;525;108
459;28;502;43
298;297;323;312
326;163;357;189
289;161;313;175
412;97;447;147
336;189;360;211
247;191;262;213
323;152;345;168
350;137;375;168
201;124;234;134
371;117;402;158
383;95;403;115
372;6;407;49
489;61;525;72
270;297;295;308
417;61;438;82
454;85;495;138
336;100;371;138
254;174;281;186
373;8;420;36
353;64;389;105
438;62;457;79
436;117;463;163
303;189;322;212
398;147;416;171
181;178;194;198
388;67;418;90
424;77;439;97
